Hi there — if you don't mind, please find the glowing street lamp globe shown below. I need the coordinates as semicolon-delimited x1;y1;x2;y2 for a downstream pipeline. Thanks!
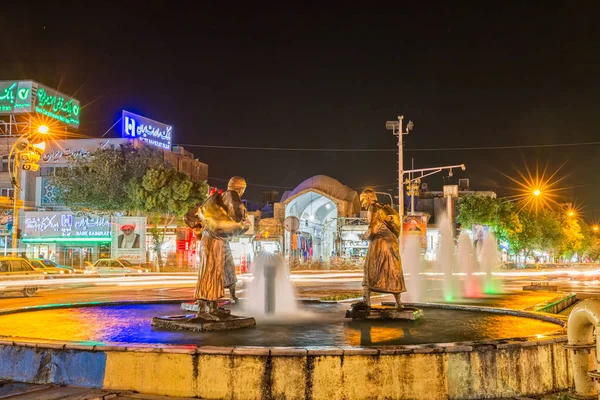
533;189;541;197
37;125;49;134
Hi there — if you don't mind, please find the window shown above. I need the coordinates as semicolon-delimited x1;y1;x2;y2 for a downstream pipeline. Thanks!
110;261;122;269
20;261;33;271
0;261;8;273
95;261;108;268
0;188;14;198
10;260;24;272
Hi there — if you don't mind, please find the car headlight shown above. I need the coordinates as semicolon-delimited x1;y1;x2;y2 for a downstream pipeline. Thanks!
137;269;142;273
60;270;64;274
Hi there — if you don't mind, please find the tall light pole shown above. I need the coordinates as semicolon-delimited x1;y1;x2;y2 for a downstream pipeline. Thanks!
386;116;413;240
9;125;48;255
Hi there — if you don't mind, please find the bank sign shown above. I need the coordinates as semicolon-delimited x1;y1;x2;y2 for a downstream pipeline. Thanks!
0;80;81;128
21;212;111;242
122;110;172;150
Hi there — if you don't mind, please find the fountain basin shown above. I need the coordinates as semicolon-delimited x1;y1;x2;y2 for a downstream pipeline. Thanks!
0;299;573;399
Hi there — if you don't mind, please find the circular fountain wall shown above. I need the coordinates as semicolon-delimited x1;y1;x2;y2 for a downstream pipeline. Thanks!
0;299;572;400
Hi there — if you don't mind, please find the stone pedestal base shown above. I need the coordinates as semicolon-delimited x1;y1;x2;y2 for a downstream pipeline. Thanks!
345;302;424;321
152;313;256;332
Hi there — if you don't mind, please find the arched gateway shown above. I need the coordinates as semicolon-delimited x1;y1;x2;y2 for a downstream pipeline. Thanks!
274;175;360;262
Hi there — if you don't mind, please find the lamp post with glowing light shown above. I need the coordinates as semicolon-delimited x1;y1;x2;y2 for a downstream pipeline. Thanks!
9;125;48;254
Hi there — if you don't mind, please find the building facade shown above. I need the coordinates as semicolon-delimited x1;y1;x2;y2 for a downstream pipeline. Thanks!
0;137;207;267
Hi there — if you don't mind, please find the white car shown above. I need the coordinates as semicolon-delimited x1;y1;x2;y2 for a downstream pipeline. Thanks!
86;259;149;274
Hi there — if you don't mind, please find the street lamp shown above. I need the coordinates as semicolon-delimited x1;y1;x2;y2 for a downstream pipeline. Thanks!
9;131;47;255
533;189;541;197
592;225;599;233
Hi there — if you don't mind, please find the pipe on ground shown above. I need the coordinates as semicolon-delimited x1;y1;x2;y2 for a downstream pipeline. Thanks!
567;299;600;398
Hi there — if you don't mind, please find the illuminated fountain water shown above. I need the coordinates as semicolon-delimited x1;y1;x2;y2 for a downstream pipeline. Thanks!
458;233;481;297
401;235;425;303
243;251;298;317
436;216;458;301
480;232;503;294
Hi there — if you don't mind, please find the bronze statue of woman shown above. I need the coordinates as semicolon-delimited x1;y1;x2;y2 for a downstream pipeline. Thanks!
360;188;406;308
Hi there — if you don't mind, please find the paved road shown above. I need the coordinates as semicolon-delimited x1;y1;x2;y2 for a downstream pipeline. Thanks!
0;267;599;312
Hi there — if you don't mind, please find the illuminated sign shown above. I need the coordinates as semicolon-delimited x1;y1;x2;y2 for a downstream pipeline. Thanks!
35;83;80;128
0;81;33;113
22;211;111;240
122;110;172;150
0;80;81;128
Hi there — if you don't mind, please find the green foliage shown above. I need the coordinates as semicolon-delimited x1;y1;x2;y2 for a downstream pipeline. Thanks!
127;166;207;218
52;144;209;268
127;166;207;267
53;144;164;213
456;195;522;245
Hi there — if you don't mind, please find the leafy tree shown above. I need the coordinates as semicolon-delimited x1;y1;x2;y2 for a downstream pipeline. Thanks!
127;166;208;267
559;217;585;261
456;195;522;244
53;144;208;268
53;144;164;213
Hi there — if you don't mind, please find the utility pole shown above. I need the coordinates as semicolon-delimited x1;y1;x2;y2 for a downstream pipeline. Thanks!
386;116;413;242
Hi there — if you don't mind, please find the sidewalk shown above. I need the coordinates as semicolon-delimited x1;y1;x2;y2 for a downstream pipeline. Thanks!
0;381;195;400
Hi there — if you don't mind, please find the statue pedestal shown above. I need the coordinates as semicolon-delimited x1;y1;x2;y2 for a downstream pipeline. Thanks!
152;314;255;332
151;301;255;332
345;302;424;321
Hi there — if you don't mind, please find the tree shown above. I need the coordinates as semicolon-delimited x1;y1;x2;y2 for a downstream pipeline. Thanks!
456;195;522;245
127;166;208;267
559;217;585;261
53;143;164;213
53;144;208;268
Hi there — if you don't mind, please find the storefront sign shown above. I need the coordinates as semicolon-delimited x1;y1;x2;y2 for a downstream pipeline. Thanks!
403;214;428;248
111;216;147;263
22;211;111;241
0;81;33;113
122;110;172;150
40;139;125;165
0;80;81;128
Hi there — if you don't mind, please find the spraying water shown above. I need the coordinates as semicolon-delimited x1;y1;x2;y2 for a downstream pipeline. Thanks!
480;232;502;294
243;251;298;317
402;235;424;303
436;216;457;301
457;233;481;297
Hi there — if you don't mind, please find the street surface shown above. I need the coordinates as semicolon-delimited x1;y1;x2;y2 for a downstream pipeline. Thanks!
0;266;598;311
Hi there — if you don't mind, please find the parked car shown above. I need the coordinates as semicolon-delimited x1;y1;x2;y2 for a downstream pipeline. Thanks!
30;259;75;275
86;259;150;274
0;257;44;297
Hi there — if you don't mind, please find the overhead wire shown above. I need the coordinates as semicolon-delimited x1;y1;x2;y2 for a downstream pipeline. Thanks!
175;141;600;152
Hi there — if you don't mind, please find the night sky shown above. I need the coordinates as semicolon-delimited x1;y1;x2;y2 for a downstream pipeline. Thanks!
2;3;600;217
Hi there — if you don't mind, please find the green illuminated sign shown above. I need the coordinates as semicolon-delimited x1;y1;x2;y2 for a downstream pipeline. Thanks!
0;80;80;129
35;84;80;128
0;81;33;113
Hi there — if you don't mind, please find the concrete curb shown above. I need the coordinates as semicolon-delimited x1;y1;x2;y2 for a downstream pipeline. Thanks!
0;297;574;399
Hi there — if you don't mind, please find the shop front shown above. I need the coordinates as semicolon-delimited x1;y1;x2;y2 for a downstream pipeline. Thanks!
275;175;361;265
21;211;111;268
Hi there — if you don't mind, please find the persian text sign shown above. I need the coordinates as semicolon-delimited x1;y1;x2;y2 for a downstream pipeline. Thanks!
22;212;111;239
0;80;81;128
35;83;81;128
0;81;33;113
122;110;172;150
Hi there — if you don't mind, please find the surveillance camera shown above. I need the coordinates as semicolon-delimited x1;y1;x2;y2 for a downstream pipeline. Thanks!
448;169;453;177
407;121;414;131
461;164;466;171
